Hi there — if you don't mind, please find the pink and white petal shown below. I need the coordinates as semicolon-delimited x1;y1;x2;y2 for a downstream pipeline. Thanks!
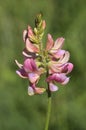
54;37;65;49
22;48;36;59
46;34;54;51
55;73;68;83
22;50;32;58
16;69;28;78
23;58;37;72
47;73;68;84
58;51;70;64
52;50;65;59
23;58;33;72
49;65;60;74
48;61;61;73
23;30;27;42
61;63;74;74
52;37;65;50
49;83;58;92
30;58;38;71
61;77;70;85
28;26;34;38
67;63;74;74
28;86;35;96
28;73;39;83
15;60;23;69
35;87;46;94
26;39;39;53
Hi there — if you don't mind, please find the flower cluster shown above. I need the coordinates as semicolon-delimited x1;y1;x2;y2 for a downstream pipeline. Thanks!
15;14;73;96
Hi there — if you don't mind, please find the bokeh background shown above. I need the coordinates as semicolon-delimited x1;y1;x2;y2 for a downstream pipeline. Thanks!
0;0;86;130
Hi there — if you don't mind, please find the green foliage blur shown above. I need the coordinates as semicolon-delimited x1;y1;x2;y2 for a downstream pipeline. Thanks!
0;0;86;130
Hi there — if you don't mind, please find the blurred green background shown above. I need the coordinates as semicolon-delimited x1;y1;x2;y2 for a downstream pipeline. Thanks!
0;0;86;130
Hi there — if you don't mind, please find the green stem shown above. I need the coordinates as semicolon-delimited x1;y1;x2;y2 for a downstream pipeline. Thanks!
44;86;52;130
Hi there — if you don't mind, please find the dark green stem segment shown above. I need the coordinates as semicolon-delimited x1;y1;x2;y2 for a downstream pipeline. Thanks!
44;86;52;130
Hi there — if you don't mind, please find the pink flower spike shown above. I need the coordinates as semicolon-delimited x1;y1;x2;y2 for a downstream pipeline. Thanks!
51;37;65;51
26;39;39;53
46;34;54;51
23;30;27;42
49;83;58;92
23;58;37;73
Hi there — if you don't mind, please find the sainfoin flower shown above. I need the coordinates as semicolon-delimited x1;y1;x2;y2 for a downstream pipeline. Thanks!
15;14;73;96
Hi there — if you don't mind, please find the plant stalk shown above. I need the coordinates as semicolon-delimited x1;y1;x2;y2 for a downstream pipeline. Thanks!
44;86;52;130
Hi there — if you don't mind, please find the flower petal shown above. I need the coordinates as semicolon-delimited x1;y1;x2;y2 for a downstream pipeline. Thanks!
46;34;54;50
26;39;39;53
48;61;62;74
28;26;34;38
61;63;74;74
51;37;65;52
23;58;37;72
22;48;36;58
47;73;69;85
23;30;27;42
61;77;70;85
16;69;28;78
28;84;45;95
52;50;65;59
42;20;46;29
28;86;35;96
49;83;58;92
15;60;23;69
35;87;46;94
58;51;70;64
28;73;39;83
